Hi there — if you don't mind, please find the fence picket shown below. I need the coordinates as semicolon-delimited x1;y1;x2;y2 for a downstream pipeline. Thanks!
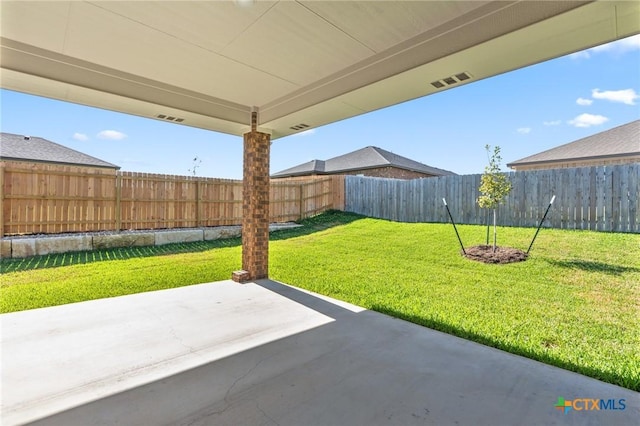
1;161;343;236
344;164;639;233
3;161;638;235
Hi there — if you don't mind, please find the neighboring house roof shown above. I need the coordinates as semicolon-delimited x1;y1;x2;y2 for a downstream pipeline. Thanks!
507;120;640;168
272;146;456;178
0;133;120;169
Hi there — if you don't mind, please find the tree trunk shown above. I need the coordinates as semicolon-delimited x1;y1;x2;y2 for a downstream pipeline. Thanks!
486;210;490;245
493;208;497;252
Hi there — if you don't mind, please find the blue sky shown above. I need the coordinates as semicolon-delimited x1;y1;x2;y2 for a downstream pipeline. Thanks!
1;34;639;179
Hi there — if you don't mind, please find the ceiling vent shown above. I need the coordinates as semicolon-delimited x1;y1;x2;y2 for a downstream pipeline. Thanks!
430;72;472;89
157;114;185;123
290;123;310;131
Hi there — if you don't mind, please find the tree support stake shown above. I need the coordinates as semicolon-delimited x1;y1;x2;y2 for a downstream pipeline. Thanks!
527;195;556;254
443;198;466;255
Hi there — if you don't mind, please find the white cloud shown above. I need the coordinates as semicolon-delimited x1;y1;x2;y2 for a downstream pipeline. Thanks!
291;129;316;137
73;132;89;141
569;51;590;60
97;130;127;140
570;34;640;59
591;88;639;105
516;127;531;134
591;34;640;54
568;113;609;128
576;98;593;106
543;120;562;126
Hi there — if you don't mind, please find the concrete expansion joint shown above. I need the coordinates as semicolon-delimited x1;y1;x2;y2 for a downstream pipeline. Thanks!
223;353;277;404
201;353;278;421
166;325;200;357
256;400;281;426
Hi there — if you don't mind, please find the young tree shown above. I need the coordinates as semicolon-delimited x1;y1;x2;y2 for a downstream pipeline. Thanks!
477;145;512;252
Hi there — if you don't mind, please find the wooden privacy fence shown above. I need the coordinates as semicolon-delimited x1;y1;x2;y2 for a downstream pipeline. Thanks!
345;164;639;233
0;160;344;236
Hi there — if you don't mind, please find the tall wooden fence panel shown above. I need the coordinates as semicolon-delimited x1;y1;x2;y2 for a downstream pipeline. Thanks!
344;164;640;233
0;161;345;236
270;176;344;222
200;178;243;227
120;172;198;230
1;161;118;236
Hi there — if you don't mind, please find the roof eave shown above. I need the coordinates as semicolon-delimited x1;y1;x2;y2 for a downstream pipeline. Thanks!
0;156;121;170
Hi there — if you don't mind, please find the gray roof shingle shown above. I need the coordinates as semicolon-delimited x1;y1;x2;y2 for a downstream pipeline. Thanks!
507;120;640;168
0;133;120;169
273;146;455;178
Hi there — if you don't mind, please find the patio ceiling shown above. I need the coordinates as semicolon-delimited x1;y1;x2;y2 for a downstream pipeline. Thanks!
1;1;638;140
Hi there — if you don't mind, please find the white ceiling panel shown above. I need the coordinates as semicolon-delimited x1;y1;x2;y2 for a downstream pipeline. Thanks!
263;97;366;139
0;1;71;52
223;1;375;86
301;1;489;53
63;2;296;105
0;69;72;103
91;1;277;54
0;68;250;136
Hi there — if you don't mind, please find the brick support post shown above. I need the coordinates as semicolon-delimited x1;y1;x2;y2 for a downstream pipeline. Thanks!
239;122;270;281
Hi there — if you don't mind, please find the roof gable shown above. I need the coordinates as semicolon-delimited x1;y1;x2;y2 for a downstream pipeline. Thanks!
273;146;455;177
507;120;640;167
0;133;120;169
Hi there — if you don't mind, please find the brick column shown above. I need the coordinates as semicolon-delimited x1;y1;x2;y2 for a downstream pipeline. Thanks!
237;113;270;281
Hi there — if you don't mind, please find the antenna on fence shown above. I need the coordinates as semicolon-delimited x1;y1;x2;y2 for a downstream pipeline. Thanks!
527;195;556;254
443;198;466;255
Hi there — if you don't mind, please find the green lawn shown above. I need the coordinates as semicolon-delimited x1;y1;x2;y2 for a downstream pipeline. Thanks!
1;211;639;391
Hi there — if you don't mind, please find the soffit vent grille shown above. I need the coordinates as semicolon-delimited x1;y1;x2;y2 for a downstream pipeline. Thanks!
290;123;310;131
430;72;472;89
157;114;185;123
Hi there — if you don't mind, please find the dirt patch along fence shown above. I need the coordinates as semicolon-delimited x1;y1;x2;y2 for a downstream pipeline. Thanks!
345;164;639;233
0;160;344;236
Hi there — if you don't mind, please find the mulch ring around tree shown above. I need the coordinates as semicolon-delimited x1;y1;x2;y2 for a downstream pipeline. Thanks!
463;245;528;264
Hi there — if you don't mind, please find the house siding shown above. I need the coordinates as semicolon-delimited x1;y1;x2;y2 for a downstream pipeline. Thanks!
273;167;433;180
510;155;640;171
343;167;433;179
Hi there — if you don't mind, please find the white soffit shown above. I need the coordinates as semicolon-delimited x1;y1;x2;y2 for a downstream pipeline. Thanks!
1;1;639;140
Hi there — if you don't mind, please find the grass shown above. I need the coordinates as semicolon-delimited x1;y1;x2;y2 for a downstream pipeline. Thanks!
0;211;360;309
1;211;639;391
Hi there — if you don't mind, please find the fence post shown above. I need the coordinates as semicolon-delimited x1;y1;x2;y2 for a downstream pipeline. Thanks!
0;163;4;238
299;182;305;220
609;167;616;232
335;175;345;211
115;172;122;231
196;179;201;227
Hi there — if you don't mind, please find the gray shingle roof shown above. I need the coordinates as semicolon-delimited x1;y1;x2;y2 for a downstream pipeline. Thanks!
273;146;455;178
507;120;640;168
0;133;120;169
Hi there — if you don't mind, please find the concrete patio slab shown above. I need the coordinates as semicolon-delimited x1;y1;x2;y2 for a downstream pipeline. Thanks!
1;280;637;426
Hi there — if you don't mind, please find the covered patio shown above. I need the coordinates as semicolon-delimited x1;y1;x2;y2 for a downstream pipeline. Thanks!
2;279;638;425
